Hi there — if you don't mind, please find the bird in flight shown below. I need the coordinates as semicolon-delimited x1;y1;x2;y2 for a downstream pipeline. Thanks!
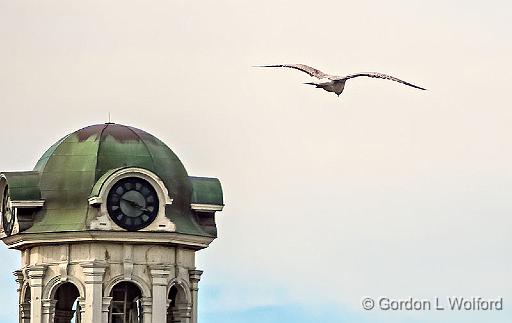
256;64;426;96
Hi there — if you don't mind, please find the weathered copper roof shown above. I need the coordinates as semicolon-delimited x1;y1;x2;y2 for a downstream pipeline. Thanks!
2;123;222;237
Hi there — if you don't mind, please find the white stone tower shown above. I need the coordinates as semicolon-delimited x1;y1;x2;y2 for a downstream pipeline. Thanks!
0;124;224;323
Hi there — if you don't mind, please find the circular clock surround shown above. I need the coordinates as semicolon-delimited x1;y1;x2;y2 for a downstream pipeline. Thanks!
1;185;15;236
106;177;159;231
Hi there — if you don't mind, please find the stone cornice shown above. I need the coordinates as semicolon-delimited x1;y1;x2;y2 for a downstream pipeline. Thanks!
27;265;47;278
3;231;215;250
189;269;203;282
11;200;45;208
189;269;203;290
190;203;224;212
81;261;107;284
27;265;47;287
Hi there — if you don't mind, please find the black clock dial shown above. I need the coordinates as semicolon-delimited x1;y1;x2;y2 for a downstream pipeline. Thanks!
1;186;15;236
106;177;159;231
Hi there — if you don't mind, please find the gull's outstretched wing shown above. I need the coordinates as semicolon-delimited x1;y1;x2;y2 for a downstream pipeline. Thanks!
256;64;329;79
340;72;426;90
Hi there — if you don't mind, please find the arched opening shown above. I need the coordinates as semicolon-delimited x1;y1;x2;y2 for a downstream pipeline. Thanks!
166;284;190;323
53;282;80;323
109;281;143;323
20;285;31;323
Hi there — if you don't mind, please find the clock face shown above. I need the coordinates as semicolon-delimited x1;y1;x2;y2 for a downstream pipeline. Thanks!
1;186;15;236
106;177;159;231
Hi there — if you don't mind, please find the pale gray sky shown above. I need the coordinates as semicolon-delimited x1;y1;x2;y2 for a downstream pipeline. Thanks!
0;1;511;322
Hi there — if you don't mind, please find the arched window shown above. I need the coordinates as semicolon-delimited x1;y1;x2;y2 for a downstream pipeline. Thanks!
167;284;190;323
20;285;31;323
109;282;143;323
53;282;80;323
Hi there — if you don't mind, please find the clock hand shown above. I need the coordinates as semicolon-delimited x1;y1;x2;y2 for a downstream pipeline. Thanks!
121;197;143;209
120;197;149;212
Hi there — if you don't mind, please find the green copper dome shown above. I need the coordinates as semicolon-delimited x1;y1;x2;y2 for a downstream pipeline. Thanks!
17;123;217;236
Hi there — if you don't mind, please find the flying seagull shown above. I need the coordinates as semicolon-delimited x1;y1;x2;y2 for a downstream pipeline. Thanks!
256;64;426;96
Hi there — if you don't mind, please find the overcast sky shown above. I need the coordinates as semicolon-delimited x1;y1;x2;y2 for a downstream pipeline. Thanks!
1;1;511;322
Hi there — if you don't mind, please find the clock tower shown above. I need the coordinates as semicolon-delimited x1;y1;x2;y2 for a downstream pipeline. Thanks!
0;123;224;323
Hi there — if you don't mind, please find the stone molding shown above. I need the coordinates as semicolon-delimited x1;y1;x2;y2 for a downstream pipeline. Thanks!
103;275;152;298
28;265;47;287
80;261;107;284
150;264;172;286
141;297;153;313
43;275;86;300
77;297;86;318
188;270;203;291
190;203;224;212
20;302;30;321
167;278;192;304
14;269;24;292
4;231;214;250
41;299;57;314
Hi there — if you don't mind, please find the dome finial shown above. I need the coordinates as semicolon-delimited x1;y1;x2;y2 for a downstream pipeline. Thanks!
105;112;115;125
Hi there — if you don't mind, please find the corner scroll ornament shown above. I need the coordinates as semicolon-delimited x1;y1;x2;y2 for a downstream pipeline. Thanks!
59;245;70;282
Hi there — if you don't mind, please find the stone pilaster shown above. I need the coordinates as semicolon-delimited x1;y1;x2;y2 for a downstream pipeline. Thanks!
41;299;57;323
20;303;31;323
170;304;191;323
149;265;171;323
28;265;47;323
14;270;25;323
80;261;107;323
141;297;153;323
101;296;112;323
188;270;203;323
77;297;86;322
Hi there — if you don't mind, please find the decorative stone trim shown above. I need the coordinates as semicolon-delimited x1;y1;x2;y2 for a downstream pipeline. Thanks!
150;264;172;286
77;297;86;319
20;302;30;322
80;262;107;323
190;203;224;212
188;270;203;291
188;269;203;323
149;265;172;323
170;304;192;323
80;261;107;281
104;275;152;298
58;244;70;282
101;297;112;312
28;265;47;287
167;279;192;302
43;275;86;300
141;297;152;313
11;200;45;208
3;231;215;250
88;167;176;232
42;299;58;323
13;269;24;292
123;245;134;280
28;266;47;322
101;296;113;323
